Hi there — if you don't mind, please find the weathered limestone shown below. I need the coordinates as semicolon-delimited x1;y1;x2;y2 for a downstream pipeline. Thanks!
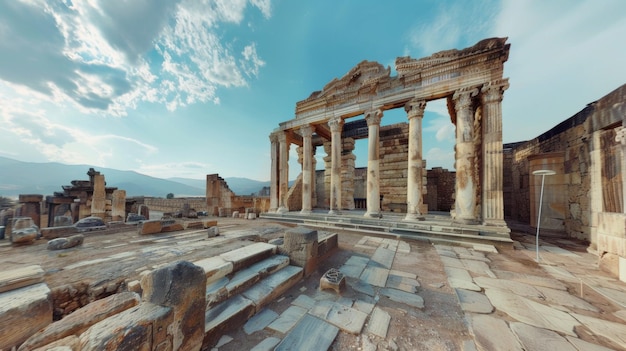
451;88;479;223
364;109;383;217
141;261;206;351
0;264;44;293
0;283;53;350
18;194;43;227
18;292;140;351
278;131;289;213
47;234;84;250
111;189;126;221
404;99;426;221
274;314;339;351
329;117;344;214
90;173;106;220
319;268;346;294
283;227;318;277
138;219;162;235
300;125;313;214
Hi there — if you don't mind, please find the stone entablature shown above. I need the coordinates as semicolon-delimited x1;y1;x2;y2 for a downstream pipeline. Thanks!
270;38;511;229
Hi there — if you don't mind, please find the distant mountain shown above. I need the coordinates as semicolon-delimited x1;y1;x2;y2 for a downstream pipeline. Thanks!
0;156;264;198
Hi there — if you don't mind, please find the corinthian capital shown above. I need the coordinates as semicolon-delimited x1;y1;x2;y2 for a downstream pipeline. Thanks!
328;116;344;133
616;126;626;146
365;108;383;126
452;87;479;111
269;132;279;144
405;99;426;120
481;79;510;104
299;124;313;138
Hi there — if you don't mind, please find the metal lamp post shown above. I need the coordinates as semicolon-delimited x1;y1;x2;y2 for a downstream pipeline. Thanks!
532;169;556;262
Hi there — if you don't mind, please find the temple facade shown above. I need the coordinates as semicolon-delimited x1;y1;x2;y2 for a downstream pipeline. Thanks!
269;38;511;227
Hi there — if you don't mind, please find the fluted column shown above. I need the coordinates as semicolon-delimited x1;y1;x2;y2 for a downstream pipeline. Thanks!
480;79;509;226
312;148;317;208
404;99;427;221
616;126;626;213
328;117;344;215
277;131;289;213
452;87;479;223
300;125;313;214
364;109;383;217
269;132;279;212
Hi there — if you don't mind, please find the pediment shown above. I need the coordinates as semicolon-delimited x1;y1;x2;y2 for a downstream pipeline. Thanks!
308;60;391;100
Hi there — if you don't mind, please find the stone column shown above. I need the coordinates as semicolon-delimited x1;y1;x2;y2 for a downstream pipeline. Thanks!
111;190;126;222
616;126;626;213
480;79;509;226
364;109;383;217
269;133;279;213
452;87;479;223
404;99;427;221
312;148;317;207
341;138;356;210
277;131;290;213
328;116;344;215
91;174;106;219
300;125;313;214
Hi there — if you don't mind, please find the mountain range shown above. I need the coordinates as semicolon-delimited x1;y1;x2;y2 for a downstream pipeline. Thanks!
0;156;270;198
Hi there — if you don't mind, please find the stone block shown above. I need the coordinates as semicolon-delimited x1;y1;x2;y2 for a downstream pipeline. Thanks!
41;226;79;239
193;256;233;285
319;268;345;294
185;221;204;229
19;292;139;351
220;242;276;271
138;219;162;235
79;302;173;351
283;227;318;277
160;222;184;232
141;261;206;351
203;220;218;228
0;264;44;293
232;211;240;218
47;234;84;250
0;283;53;350
204;295;256;348
207;226;219;238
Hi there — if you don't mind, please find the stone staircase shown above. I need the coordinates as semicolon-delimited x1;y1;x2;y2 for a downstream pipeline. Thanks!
194;242;304;348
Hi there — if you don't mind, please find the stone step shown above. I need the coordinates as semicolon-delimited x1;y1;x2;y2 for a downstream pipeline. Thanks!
203;264;304;348
0;265;45;293
206;255;290;309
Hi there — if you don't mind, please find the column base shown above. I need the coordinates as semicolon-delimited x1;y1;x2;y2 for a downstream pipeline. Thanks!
403;213;425;221
328;209;341;215
300;209;312;215
453;218;480;225
364;211;382;218
482;218;508;227
277;207;289;214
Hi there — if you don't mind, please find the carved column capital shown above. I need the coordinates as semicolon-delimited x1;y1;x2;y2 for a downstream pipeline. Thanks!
405;99;426;120
616;126;626;145
481;79;509;104
277;130;287;143
299;124;313;138
452;87;479;111
269;132;280;144
365;108;383;126
328;117;344;133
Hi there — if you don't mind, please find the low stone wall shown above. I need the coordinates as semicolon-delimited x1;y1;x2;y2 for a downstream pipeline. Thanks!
143;197;208;213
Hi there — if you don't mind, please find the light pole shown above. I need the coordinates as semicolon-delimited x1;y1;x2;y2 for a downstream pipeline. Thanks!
532;169;556;262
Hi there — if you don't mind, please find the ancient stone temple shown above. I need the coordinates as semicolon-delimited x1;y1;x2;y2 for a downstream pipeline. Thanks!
269;38;510;227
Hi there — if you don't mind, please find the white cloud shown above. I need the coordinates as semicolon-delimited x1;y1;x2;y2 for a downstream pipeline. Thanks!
137;161;213;180
425;147;455;170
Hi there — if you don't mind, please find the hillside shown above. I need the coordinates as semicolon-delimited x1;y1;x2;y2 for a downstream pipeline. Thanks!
0;156;269;198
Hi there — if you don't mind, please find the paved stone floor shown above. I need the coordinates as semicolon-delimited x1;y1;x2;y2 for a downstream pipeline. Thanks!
210;224;626;351
2;217;626;350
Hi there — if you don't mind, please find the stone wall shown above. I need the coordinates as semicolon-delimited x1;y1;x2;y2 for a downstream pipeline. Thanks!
206;174;270;216
426;167;455;212
504;83;626;280
143;197;208;213
379;123;411;212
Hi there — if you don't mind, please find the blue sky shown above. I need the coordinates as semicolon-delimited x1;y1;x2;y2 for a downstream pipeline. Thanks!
0;0;624;181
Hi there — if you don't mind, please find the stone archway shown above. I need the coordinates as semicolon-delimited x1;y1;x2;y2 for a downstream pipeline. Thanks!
269;37;510;227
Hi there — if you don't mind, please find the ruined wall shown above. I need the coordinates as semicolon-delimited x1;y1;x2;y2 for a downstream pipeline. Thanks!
143;197;208;213
505;84;626;280
426;168;455;212
379;123;410;212
206;174;270;216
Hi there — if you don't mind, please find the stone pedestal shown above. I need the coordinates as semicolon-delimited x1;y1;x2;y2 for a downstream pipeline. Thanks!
18;194;43;227
283;227;318;277
111;190;126;222
141;261;206;351
320;268;345;294
90;174;106;220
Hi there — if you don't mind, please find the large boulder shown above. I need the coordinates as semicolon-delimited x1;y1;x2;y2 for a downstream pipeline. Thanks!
47;234;85;250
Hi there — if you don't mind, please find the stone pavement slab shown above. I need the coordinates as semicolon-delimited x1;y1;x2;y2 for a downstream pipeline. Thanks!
386;273;420;293
323;302;368;334
454;289;493;314
243;308;278;335
493;270;568;290
292;294;316;310
274;314;339;351
571;312;626;349
533;285;599;312
379;288;424;309
445;266;481;291
250;337;281;351
468;314;523;351
350;278;375;296
566;336;616;351
461;259;495;278
354;299;375;315
360;265;389;287
440;256;465;269
0;265;44;293
370;247;395;269
340;256;369;279
267;305;307;334
367;306;391;338
510;322;577;351
484;288;580;336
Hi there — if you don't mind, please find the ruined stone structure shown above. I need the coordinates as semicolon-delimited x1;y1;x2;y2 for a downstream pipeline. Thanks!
269;38;510;227
504;84;626;281
206;174;270;217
